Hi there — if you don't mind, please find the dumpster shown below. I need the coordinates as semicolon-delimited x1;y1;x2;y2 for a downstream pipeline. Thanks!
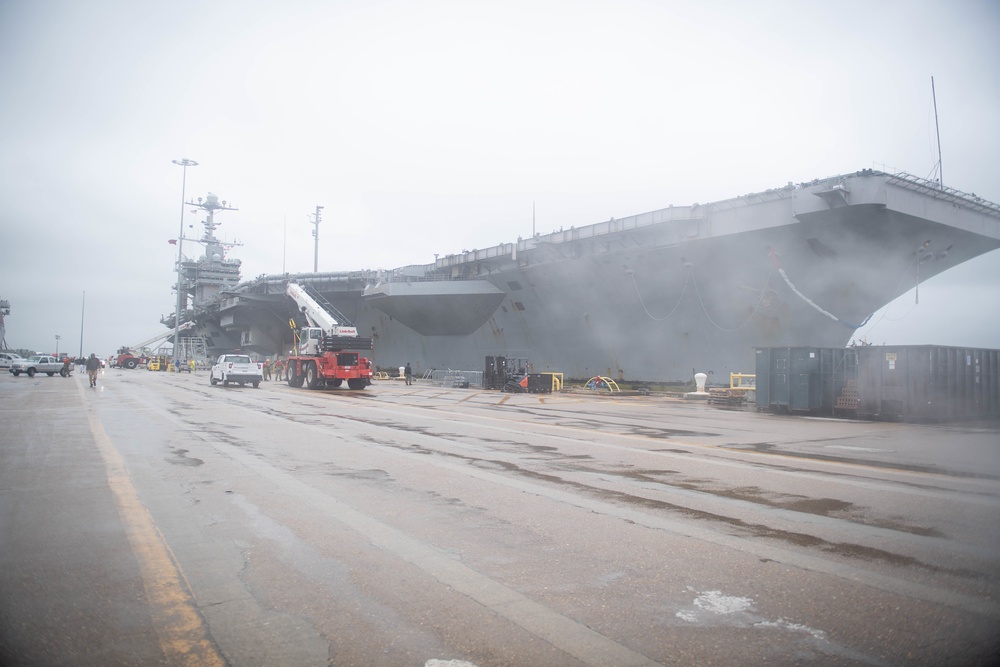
855;346;1000;421
754;347;857;413
756;345;1000;421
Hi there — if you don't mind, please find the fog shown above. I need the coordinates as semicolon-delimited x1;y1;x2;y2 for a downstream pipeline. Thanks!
1;0;997;357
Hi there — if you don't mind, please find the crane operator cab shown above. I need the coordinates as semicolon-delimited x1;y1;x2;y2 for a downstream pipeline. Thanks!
299;327;324;356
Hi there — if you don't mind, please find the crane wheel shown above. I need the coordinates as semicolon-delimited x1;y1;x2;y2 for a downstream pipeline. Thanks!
306;361;322;389
286;364;304;388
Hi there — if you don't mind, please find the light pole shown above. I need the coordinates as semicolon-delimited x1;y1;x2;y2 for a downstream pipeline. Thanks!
79;290;85;358
55;334;60;357
172;158;198;367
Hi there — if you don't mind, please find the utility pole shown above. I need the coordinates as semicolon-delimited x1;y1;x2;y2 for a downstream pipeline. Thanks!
311;205;324;273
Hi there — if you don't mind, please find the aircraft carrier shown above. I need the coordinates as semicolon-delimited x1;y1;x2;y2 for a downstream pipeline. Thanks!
167;169;1000;383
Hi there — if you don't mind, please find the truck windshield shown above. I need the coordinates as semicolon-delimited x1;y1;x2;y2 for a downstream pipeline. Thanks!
224;356;252;364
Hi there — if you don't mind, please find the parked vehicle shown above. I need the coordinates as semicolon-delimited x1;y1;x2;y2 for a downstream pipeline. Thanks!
10;355;66;377
210;354;263;388
0;352;24;370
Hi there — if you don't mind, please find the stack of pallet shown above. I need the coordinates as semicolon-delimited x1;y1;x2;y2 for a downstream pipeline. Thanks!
835;380;860;410
708;387;747;406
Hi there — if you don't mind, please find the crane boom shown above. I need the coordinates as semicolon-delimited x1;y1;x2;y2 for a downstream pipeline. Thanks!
129;322;194;352
286;282;358;336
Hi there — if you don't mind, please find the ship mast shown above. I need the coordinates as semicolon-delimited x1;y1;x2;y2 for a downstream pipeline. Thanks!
311;205;324;273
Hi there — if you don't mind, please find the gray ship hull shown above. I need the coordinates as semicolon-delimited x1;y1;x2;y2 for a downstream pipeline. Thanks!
187;171;1000;383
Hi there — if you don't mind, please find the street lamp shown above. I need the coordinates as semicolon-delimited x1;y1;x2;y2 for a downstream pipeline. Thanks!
79;291;85;359
55;334;60;357
172;158;198;369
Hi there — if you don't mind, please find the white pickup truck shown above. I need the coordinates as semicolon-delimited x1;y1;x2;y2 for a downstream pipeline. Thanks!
210;354;263;388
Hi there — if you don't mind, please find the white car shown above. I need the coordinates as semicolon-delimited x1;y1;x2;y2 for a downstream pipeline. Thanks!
0;352;23;370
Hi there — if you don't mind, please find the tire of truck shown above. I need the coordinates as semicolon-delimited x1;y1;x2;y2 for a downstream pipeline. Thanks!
60;368;68;377
306;361;322;389
287;364;304;388
210;374;217;385
223;375;229;387
125;358;138;369
252;381;260;388
47;372;55;376
12;370;20;376
347;379;367;390
27;368;36;377
330;379;343;388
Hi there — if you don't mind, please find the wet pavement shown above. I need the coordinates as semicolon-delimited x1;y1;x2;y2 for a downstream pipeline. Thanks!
1;369;999;666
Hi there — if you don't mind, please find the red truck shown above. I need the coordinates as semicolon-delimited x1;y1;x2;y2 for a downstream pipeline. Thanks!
283;282;374;390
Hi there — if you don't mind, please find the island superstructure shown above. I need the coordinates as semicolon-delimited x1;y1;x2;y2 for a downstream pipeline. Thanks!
168;170;1000;383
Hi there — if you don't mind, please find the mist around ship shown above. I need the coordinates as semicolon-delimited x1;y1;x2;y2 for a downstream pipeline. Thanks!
1;0;998;356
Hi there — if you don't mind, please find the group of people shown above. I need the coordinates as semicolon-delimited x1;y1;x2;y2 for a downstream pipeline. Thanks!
59;354;102;386
261;358;286;381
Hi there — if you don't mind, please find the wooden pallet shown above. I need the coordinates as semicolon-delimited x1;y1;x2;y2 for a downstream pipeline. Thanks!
834;380;860;412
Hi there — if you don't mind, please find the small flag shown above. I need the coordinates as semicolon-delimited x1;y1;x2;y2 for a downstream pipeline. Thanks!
168;239;177;245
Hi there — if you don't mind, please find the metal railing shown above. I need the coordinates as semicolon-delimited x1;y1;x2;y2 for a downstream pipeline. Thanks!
422;369;484;388
886;170;1000;217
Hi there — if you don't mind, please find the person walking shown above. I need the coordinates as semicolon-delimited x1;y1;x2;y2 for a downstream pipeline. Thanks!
404;362;412;386
262;358;272;381
85;353;101;388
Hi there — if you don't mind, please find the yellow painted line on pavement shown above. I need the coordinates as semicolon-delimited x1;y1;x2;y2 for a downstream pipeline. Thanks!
80;383;226;667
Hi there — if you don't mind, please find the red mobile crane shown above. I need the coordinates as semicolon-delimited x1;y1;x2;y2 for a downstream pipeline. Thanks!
283;282;374;390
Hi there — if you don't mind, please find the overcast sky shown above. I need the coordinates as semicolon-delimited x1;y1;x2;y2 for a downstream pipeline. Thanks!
1;0;998;358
